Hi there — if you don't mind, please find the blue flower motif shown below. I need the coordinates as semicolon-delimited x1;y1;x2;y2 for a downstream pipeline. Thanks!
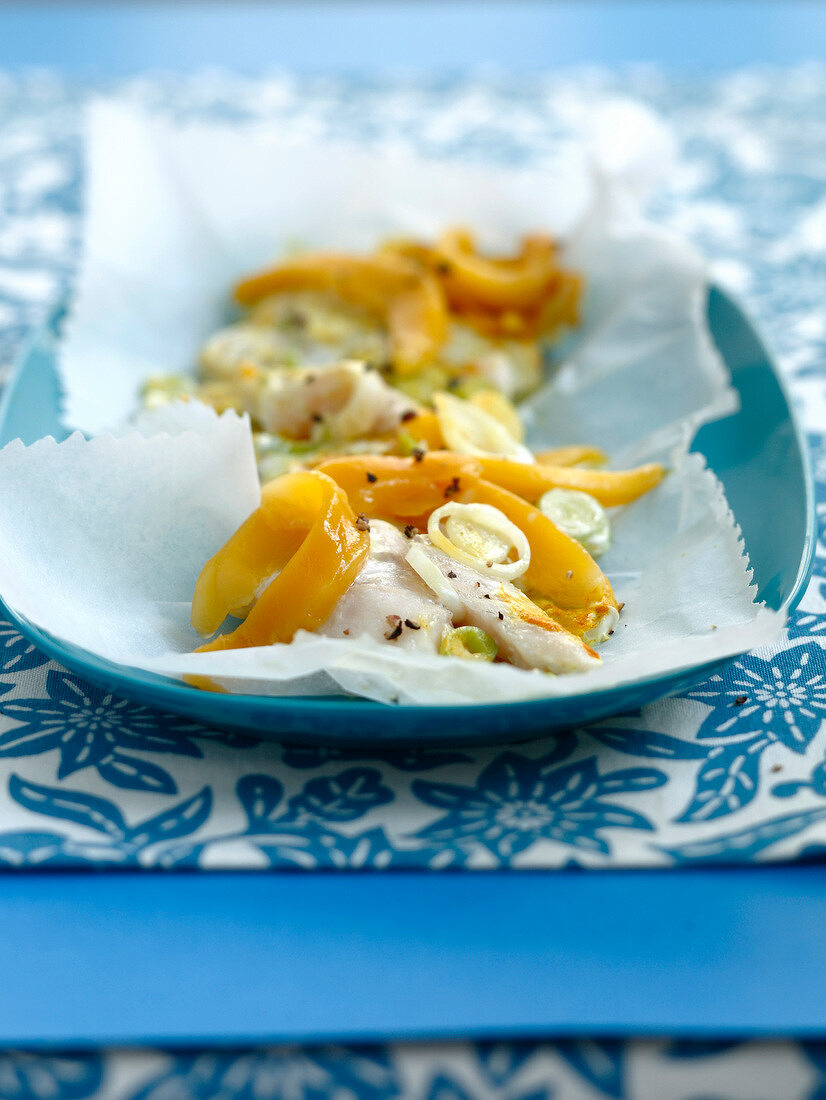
216;770;400;869
676;734;772;823
475;1042;538;1088
0;619;50;678
685;644;826;753
413;751;666;859
661;806;826;864
801;1041;826;1100
421;1073;479;1100
788;589;826;641
0;775;212;867
0;1052;103;1100
555;1040;626;1098
0;669;246;794
128;1048;399;1100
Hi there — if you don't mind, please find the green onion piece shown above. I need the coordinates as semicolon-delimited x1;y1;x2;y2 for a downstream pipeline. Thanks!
397;429;426;457
440;626;498;662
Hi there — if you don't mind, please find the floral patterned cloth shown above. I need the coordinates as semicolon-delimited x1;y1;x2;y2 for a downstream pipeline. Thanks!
4;1038;826;1100
0;66;825;870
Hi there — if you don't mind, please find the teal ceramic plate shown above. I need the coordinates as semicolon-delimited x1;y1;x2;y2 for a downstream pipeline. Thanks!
0;288;815;744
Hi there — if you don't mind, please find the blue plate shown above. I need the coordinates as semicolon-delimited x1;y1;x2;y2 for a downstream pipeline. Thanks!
0;287;815;744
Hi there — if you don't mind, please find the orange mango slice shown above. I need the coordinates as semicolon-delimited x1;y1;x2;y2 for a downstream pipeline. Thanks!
234;253;447;373
192;470;369;650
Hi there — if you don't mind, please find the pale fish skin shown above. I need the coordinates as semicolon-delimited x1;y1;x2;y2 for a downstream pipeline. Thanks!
256;361;414;441
320;519;601;673
319;521;452;652
412;539;600;674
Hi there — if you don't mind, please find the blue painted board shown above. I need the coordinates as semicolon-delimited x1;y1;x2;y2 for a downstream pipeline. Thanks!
2;866;826;1045
0;1;824;74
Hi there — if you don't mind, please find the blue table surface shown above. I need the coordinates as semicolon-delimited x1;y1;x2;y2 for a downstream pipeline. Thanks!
4;865;826;1047
0;1;824;75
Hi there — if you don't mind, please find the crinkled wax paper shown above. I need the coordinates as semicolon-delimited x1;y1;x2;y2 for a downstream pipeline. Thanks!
0;100;783;705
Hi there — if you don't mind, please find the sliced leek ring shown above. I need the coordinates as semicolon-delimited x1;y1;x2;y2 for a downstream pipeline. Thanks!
433;391;534;463
405;543;464;615
427;501;531;581
538;487;611;559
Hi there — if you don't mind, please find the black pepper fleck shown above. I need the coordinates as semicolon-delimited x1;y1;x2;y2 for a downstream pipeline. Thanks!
447;571;457;579
385;622;403;641
400;409;417;423
355;513;370;533
483;593;491;600
311;412;323;423
443;476;461;498
733;695;748;706
404;619;420;630
403;524;416;539
411;447;425;462
498;612;504;620
366;471;378;484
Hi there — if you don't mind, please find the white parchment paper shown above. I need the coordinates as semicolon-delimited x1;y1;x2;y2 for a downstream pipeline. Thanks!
0;99;783;706
0;407;784;705
60;99;734;452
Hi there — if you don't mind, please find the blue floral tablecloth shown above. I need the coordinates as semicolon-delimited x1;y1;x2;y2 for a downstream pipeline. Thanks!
1;63;826;1100
5;1038;826;1100
0;67;825;873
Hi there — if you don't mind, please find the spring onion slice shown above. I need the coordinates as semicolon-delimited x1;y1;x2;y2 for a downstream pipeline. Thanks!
440;625;498;661
427;501;531;581
405;543;464;615
434;391;534;463
538;487;611;559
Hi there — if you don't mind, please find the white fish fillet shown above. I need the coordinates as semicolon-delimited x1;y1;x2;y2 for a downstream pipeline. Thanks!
414;540;600;674
319;521;452;652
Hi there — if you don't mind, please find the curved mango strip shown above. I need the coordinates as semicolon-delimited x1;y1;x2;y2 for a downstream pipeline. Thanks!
464;480;617;621
435;229;558;310
475;456;666;507
534;445;607;467
387;272;449;374
533;270;583;335
192;471;369;651
316;452;481;520
234;253;447;372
